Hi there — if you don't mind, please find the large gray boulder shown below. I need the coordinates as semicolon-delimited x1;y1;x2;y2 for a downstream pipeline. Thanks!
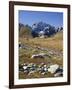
48;64;59;74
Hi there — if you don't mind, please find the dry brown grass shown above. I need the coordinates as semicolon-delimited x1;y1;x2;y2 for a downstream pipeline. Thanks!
19;31;63;52
19;31;63;79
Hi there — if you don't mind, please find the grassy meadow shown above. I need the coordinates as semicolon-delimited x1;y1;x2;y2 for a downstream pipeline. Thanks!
19;31;63;79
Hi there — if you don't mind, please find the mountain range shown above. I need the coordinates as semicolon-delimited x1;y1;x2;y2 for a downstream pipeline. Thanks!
19;22;63;38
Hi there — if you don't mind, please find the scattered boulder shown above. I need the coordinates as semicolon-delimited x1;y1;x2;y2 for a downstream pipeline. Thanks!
19;42;22;49
23;65;28;70
54;71;63;77
38;64;48;75
28;71;36;75
48;64;59;74
40;67;48;75
54;67;63;77
55;67;63;74
31;54;45;59
31;53;48;59
23;65;29;73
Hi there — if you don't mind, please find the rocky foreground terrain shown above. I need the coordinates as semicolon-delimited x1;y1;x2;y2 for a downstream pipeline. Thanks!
19;32;63;79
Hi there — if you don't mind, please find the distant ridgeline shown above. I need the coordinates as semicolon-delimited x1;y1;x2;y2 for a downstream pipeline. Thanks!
19;22;63;38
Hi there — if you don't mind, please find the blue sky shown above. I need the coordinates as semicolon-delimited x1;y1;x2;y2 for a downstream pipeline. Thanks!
19;10;63;27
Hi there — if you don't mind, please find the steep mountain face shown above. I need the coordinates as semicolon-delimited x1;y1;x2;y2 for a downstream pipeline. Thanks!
32;22;51;32
31;22;56;37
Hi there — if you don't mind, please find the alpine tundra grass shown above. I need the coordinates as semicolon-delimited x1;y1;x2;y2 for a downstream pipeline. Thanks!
19;31;63;79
